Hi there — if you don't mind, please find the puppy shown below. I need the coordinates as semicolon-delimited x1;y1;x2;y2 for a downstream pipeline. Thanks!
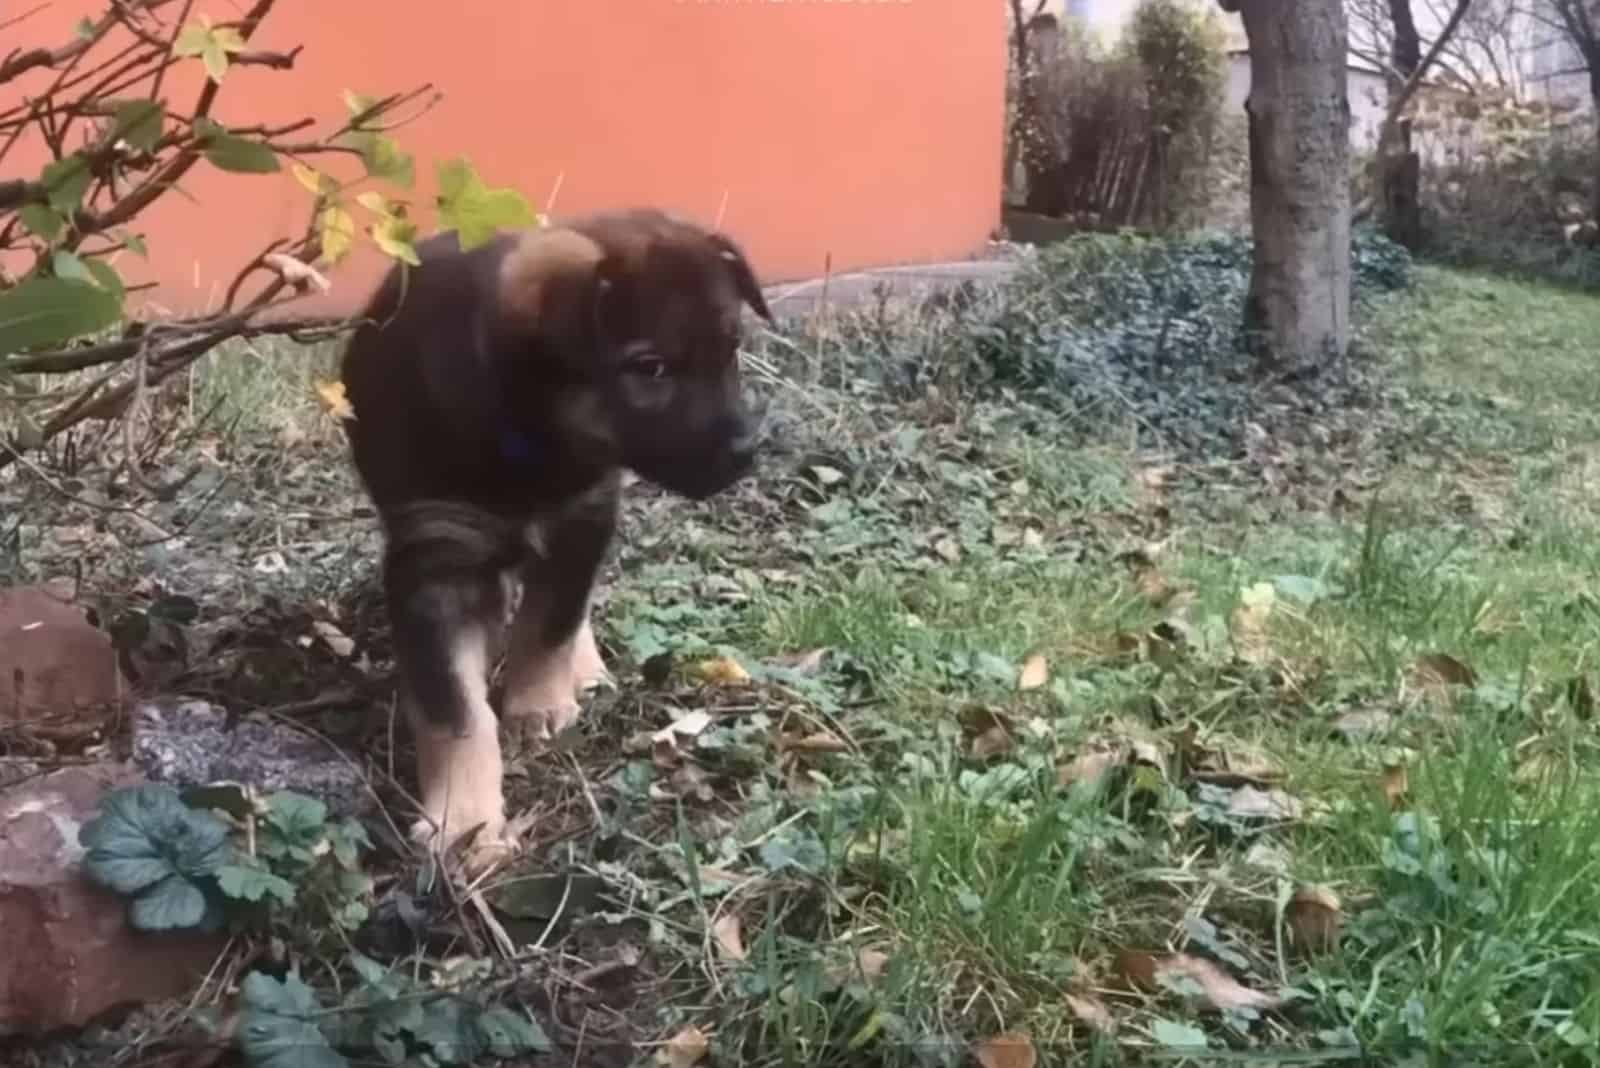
338;208;771;871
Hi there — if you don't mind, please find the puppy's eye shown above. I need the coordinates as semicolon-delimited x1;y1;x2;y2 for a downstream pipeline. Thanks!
626;355;668;380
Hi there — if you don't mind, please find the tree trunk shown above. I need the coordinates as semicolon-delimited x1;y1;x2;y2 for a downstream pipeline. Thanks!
1227;0;1352;376
1380;0;1423;248
1591;60;1600;223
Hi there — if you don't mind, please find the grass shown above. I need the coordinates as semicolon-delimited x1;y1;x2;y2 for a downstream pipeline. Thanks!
5;245;1600;1068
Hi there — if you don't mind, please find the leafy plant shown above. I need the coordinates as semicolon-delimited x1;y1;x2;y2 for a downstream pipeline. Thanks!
82;784;373;941
79;784;230;931
0;0;539;483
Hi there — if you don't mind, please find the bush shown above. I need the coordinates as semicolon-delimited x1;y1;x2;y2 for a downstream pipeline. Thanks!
1013;0;1229;231
1408;91;1600;287
815;227;1412;464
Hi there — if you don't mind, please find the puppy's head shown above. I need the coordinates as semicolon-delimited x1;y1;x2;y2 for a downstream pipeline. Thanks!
494;210;772;499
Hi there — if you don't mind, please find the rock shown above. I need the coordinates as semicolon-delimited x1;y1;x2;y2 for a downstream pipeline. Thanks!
0;764;225;1035
132;699;371;818
0;586;128;727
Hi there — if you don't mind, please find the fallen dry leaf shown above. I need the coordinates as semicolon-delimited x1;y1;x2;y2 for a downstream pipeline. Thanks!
1018;653;1050;691
1064;990;1117;1034
1380;763;1409;808
1155;953;1284;1013
770;647;829;676
961;705;1017;760
1058;748;1124;788
1286;884;1343;957
1188;743;1285;788
826;946;892;987
1408;652;1477;691
1229;582;1277;665
971;726;1015;760
657;1025;710;1068
1113;949;1162;991
311;620;354;658
780;730;851;755
657;709;713;740
972;1031;1037;1068
315;379;355;421
1226;785;1303;822
689;656;752;686
1331;706;1395;741
711;914;746;961
855;947;890;983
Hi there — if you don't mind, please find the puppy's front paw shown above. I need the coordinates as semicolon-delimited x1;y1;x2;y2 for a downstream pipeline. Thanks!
502;695;582;756
571;621;614;697
410;798;518;878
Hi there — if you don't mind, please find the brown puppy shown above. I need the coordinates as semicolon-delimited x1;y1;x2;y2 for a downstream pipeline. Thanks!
338;208;771;870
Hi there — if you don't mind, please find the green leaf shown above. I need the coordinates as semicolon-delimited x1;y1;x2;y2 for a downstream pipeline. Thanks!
49;252;121;299
0;276;123;355
434;158;536;250
51;251;96;286
172;21;211;57
291;163;339;199
351;133;414;188
474;1007;552;1058
372;214;420;266
198;125;280;174
218;864;298;906
129;873;209;930
76;17;97;39
175;20;244;82
122;231;149;258
83;259;125;298
342;90;381;124
239;971;350;1068
19;204;65;240
41;155;93;213
319;205;356;265
1151;1018;1209;1049
112;100;165;152
77;784;230;930
328;820;371;869
758;827;828;876
201;41;230;81
417;997;472;1064
264;791;328;838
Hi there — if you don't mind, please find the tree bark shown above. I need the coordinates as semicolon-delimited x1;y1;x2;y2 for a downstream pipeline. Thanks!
1591;59;1600;222
1225;0;1353;376
1380;0;1424;248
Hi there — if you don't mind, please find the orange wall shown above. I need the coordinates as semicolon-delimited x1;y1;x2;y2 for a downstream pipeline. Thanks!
6;2;1006;317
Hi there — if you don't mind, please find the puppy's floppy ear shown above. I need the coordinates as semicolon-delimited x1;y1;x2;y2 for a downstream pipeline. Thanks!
708;232;772;324
495;227;608;339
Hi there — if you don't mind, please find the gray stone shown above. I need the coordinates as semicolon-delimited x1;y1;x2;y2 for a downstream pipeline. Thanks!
131;699;371;818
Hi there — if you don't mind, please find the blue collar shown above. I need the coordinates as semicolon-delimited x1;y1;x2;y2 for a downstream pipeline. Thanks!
498;428;541;467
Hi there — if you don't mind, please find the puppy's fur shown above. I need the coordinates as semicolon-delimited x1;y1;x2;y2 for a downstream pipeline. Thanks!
338;209;771;869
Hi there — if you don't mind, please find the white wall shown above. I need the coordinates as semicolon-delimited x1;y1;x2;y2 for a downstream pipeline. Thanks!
1224;54;1389;151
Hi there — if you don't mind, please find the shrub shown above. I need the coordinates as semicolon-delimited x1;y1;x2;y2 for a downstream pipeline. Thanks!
807;228;1412;464
1013;0;1230;231
1408;91;1600;287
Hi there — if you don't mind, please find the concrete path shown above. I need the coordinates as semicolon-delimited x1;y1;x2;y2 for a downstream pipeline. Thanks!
761;257;1020;319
